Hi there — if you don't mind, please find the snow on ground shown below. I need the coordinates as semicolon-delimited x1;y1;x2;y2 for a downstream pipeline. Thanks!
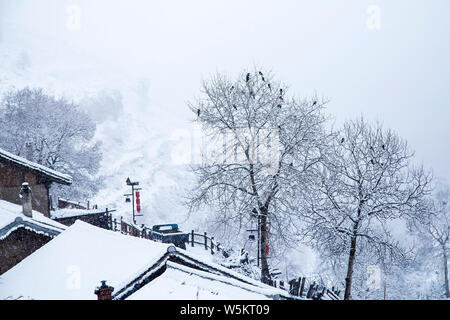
0;220;171;299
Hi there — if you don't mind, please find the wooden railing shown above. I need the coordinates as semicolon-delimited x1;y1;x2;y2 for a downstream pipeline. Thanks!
107;214;154;239
284;277;341;300
189;230;227;256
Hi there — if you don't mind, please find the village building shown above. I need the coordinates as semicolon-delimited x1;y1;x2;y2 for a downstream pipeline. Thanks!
0;147;72;217
0;199;66;275
0;147;72;275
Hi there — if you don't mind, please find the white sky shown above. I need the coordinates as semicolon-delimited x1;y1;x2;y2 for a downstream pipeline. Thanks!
0;0;449;181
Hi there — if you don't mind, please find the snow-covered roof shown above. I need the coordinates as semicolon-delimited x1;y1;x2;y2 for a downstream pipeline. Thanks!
51;208;110;219
128;261;273;300
0;200;66;240
0;221;173;299
0;221;290;300
0;147;72;185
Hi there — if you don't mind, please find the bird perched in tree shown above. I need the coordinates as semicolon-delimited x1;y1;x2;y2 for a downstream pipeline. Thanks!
370;159;374;164
277;104;282;108
246;73;250;82
341;138;345;143
259;71;265;82
197;109;201;117
233;104;237;110
279;89;284;101
382;144;385;150
230;86;234;92
312;100;317;106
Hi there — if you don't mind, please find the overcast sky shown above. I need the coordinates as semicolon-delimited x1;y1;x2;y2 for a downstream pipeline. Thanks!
0;0;449;181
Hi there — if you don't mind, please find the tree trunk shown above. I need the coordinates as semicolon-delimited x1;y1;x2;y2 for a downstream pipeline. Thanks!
443;249;449;298
259;208;271;284
344;222;359;300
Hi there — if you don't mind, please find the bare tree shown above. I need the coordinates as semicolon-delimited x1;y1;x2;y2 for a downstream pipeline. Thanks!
414;184;450;298
187;69;329;283
301;118;432;299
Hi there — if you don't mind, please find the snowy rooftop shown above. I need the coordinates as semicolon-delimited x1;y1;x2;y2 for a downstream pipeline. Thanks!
0;220;289;300
128;261;272;300
0;147;72;185
0;220;170;299
51;208;111;219
0;200;67;240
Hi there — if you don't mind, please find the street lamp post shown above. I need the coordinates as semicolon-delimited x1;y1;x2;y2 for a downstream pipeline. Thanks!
125;177;142;224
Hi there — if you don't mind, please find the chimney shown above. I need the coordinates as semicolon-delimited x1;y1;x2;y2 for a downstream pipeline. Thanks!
94;280;114;300
25;142;33;161
19;182;33;217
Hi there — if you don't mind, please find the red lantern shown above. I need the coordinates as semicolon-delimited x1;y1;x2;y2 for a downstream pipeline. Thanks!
136;191;141;212
265;244;269;255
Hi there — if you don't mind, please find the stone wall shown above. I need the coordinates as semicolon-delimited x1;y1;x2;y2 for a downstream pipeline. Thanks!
0;228;51;275
0;160;50;215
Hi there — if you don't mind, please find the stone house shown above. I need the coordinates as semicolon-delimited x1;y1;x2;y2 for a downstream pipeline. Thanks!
0;199;66;275
0;147;72;216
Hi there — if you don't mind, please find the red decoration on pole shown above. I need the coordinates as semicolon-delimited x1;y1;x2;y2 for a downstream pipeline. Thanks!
136;191;141;212
265;244;269;255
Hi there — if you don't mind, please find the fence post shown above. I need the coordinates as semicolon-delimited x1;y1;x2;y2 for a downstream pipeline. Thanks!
299;277;306;297
204;232;207;250
211;237;214;255
108;209;112;230
291;278;300;296
306;282;315;299
191;230;194;247
288;279;295;295
320;287;326;299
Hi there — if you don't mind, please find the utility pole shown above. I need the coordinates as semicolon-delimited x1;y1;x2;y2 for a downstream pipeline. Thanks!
125;177;142;224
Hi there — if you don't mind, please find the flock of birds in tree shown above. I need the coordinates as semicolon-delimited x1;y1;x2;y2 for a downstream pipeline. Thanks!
339;137;388;166
196;71;317;120
195;72;387;169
